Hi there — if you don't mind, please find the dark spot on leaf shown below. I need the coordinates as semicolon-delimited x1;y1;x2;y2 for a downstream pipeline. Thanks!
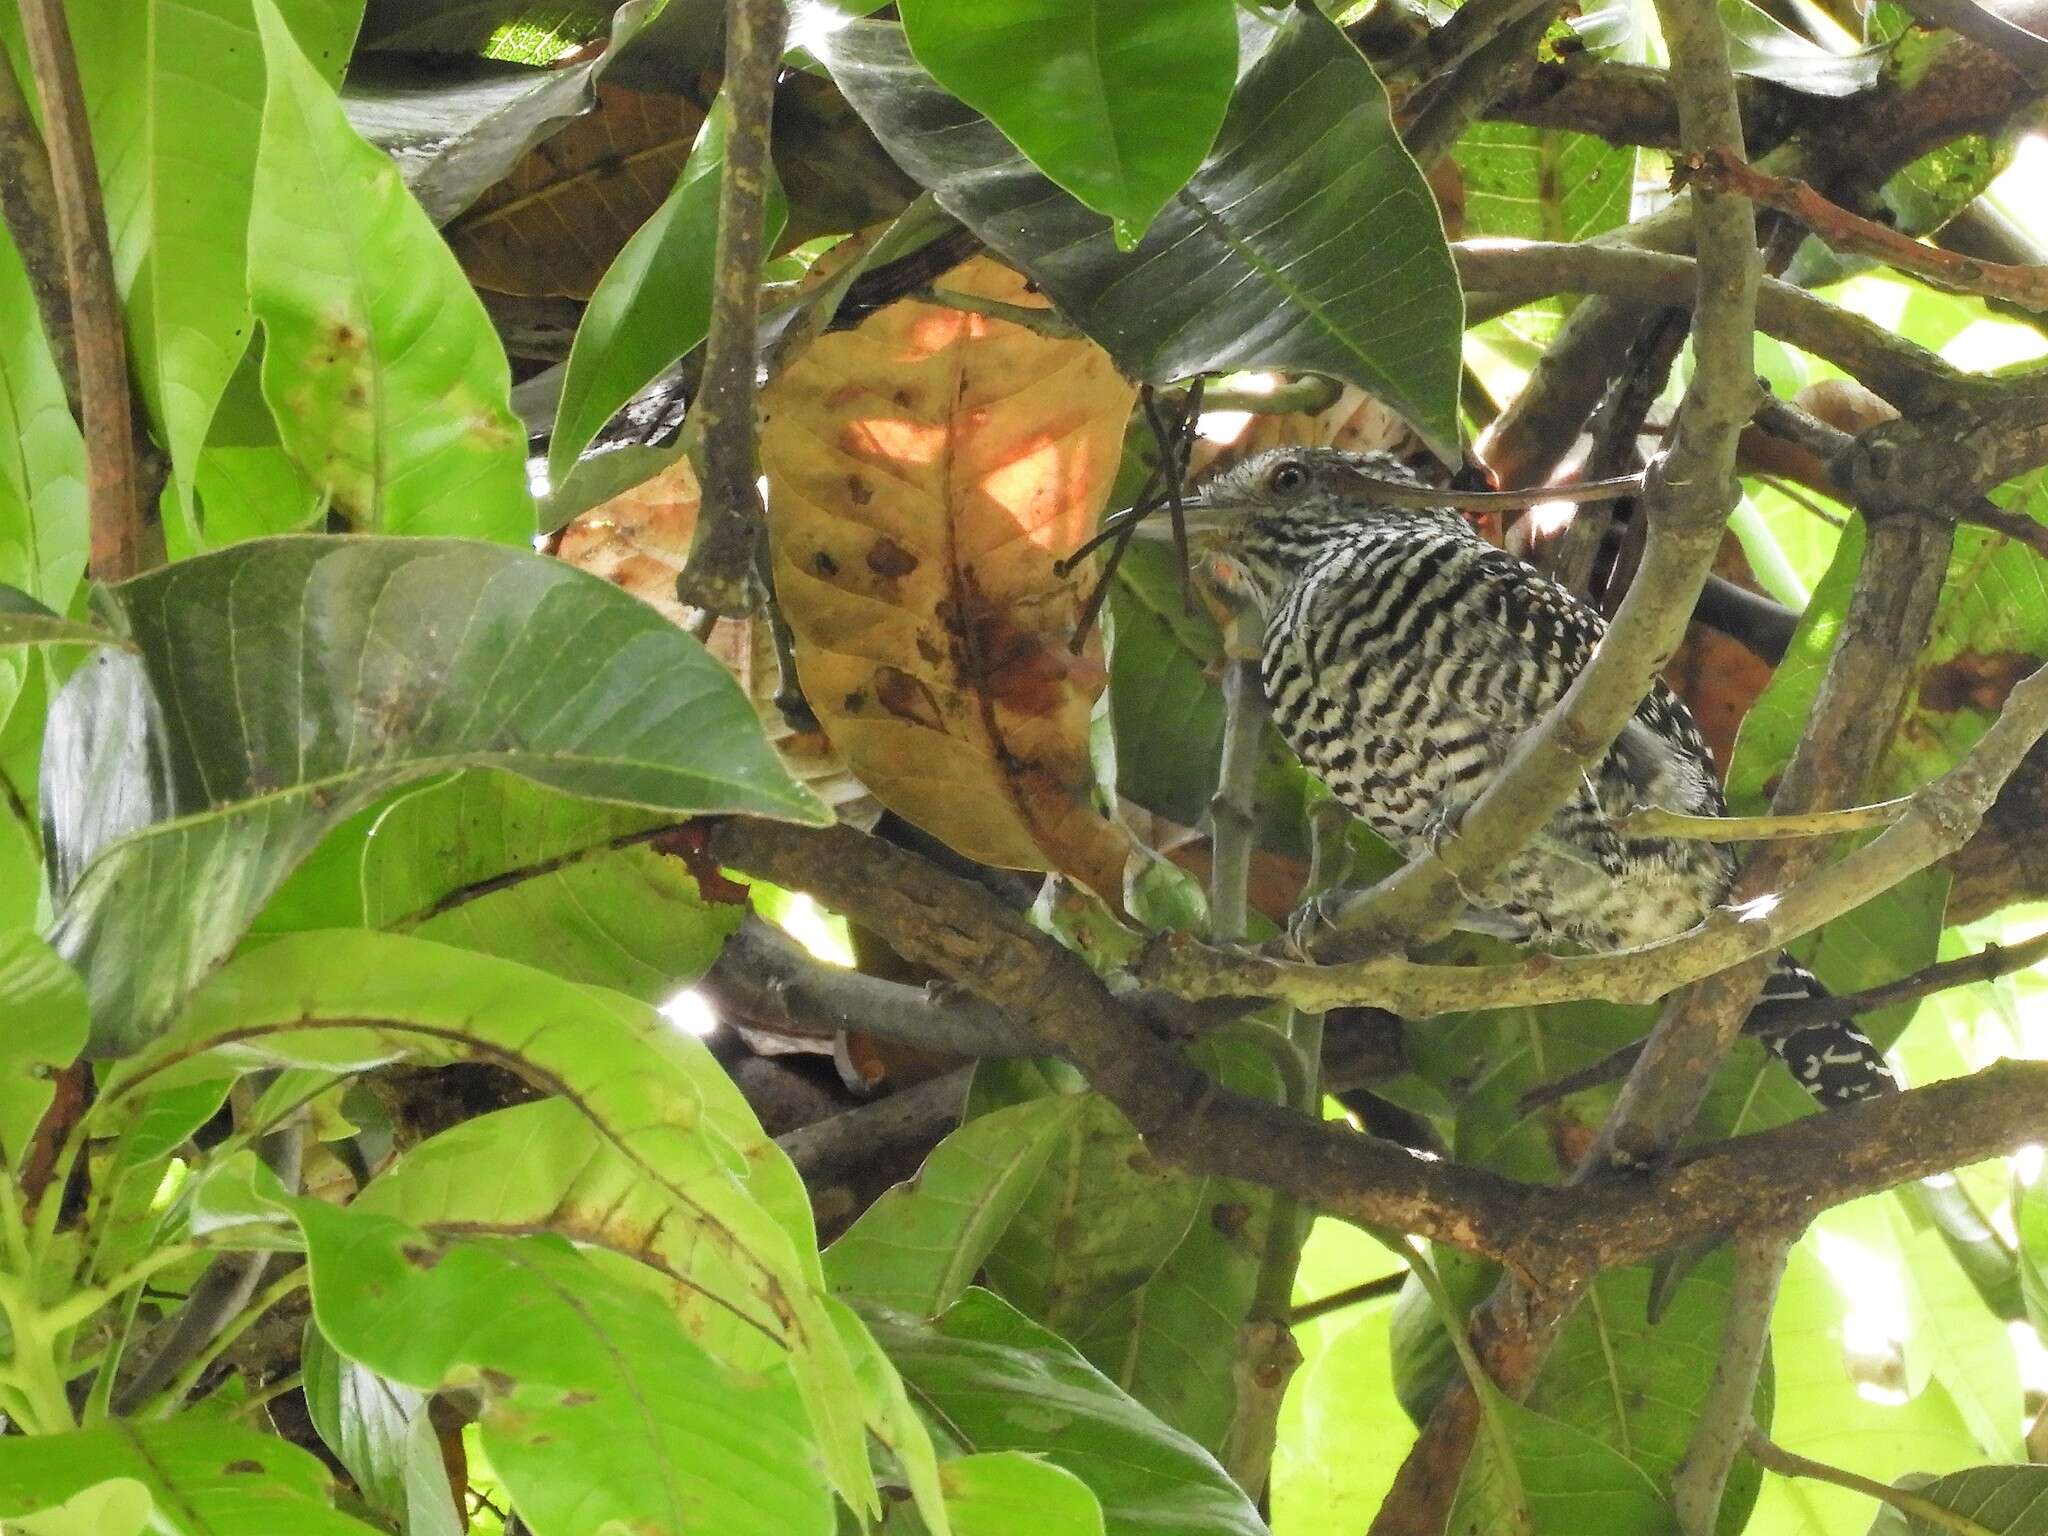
223;1460;265;1475
332;322;362;348
874;667;945;732
813;550;840;578
846;475;873;507
916;634;944;666
480;1368;518;1397
400;1241;444;1270
843;690;867;712
866;537;919;579
1211;1201;1253;1237
561;1390;597;1407
892;388;917;409
1918;649;2038;714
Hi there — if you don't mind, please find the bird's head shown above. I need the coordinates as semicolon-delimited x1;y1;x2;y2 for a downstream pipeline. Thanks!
1149;447;1456;616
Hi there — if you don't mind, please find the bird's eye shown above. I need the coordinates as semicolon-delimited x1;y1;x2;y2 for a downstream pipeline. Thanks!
1268;461;1309;495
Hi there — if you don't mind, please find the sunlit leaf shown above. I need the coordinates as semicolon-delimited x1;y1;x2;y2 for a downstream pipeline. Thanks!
1867;1464;2048;1534
301;1329;462;1536
762;255;1135;901
0;929;84;1169
248;0;532;540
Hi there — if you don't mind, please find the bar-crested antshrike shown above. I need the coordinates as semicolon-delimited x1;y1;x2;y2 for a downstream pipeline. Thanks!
1179;446;1895;1108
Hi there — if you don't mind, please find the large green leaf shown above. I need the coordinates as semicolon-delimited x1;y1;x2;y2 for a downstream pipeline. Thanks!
0;929;84;1169
864;1288;1268;1536
1271;1299;1416;1533
970;1040;1283;1456
0;1419;381;1535
115;930;874;1510
1449;1387;1673;1536
295;1203;837;1536
825;1094;1083;1318
355;1096;795;1369
895;0;1236;242
1867;1465;2048;1534
67;0;361;504
815;6;1463;459
362;771;739;999
248;0;532;540
548;94;788;481
43;536;822;1051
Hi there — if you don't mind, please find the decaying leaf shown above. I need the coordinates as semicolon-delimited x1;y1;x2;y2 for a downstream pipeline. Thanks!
761;256;1137;903
448;84;705;298
1189;380;1421;479
556;456;878;825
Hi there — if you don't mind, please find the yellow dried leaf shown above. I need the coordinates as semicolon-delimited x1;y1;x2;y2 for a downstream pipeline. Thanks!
761;257;1136;903
557;456;879;825
448;84;703;299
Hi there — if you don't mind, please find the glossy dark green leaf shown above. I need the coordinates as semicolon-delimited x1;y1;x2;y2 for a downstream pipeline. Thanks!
0;1419;380;1534
865;1288;1268;1536
815;7;1464;459
43;537;823;1052
1867;1464;2048;1533
249;0;533;540
896;0;1236;241
549;95;789;480
0;584;124;653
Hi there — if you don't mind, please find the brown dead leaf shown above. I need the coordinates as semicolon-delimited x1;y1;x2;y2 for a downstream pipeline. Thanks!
555;456;879;825
761;256;1137;904
448;84;703;299
1188;381;1423;480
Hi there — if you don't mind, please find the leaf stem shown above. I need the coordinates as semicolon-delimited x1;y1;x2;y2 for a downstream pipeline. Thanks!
1620;798;1911;841
1744;1431;1999;1536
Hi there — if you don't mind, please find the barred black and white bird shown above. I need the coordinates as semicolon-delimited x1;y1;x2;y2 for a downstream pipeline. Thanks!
1178;445;1895;1108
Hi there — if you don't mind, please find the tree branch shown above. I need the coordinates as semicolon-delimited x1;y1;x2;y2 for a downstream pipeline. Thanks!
0;53;77;413
677;0;788;615
1670;1231;1791;1536
17;0;143;583
1745;1430;2004;1535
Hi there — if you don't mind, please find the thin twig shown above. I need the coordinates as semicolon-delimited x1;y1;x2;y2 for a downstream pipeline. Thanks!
1670;1232;1792;1536
17;0;143;582
1289;1269;1406;1325
1681;147;2048;314
1760;925;2048;1030
0;53;78;411
676;0;789;616
1620;797;1910;841
1744;1430;2000;1536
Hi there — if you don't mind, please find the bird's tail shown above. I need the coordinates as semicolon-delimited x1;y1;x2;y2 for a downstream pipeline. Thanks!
1752;954;1899;1105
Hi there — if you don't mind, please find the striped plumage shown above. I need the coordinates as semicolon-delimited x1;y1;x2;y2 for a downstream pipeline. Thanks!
1188;446;1895;1107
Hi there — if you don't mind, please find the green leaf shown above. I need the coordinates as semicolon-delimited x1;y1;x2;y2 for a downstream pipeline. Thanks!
825;1095;1084;1317
1449;1387;1673;1536
896;1452;1107;1536
972;1038;1283;1455
864;1288;1268;1536
293;1205;838;1536
66;0;361;505
301;1327;462;1536
815;7;1464;460
361;771;739;1000
0;1418;381;1534
896;0;1236;241
0;584;128;653
0;223;86;611
1272;1299;1416;1533
106;931;873;1510
0;929;84;1169
43;536;823;1051
549;94;788;481
1718;0;1886;94
1867;1465;2048;1534
248;0;533;540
